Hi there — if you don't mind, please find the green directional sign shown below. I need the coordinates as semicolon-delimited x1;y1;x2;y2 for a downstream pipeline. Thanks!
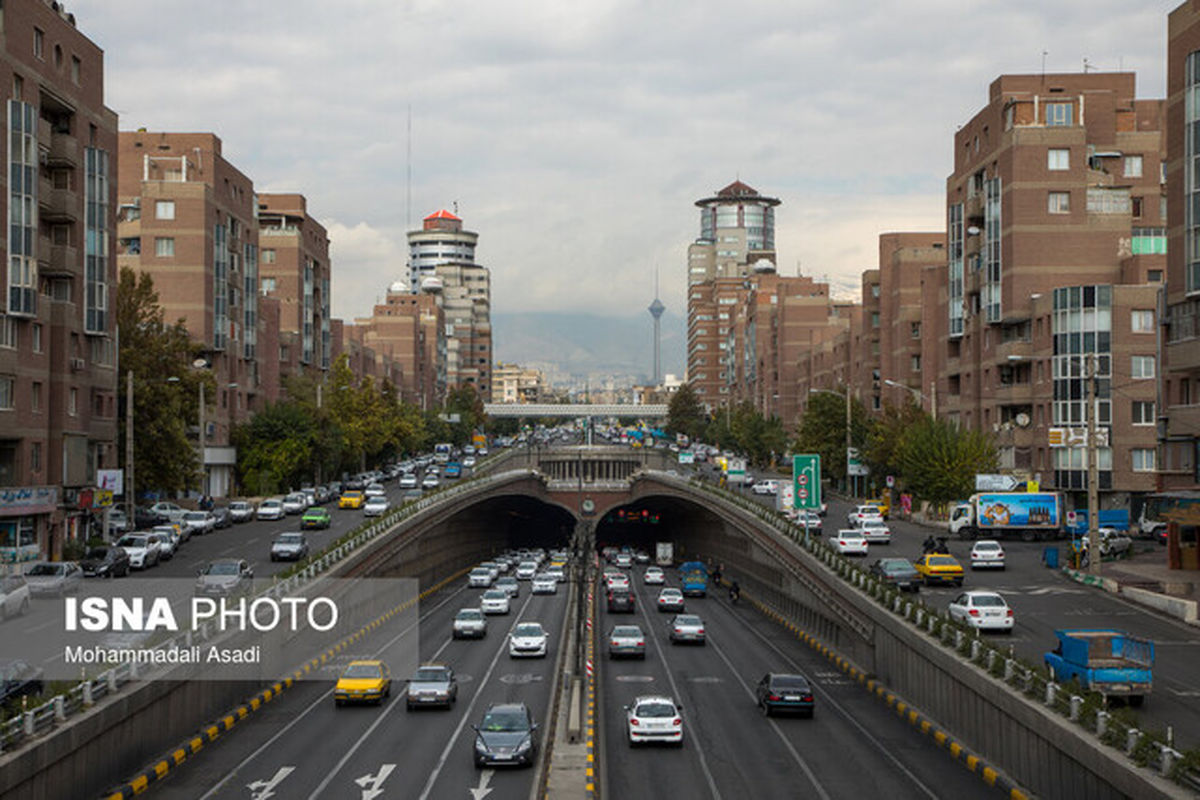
793;454;821;511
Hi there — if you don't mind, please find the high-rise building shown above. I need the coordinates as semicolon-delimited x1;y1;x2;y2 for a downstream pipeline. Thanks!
0;0;119;559
352;281;445;409
117;131;262;497
406;209;491;399
257;193;330;377
875;234;947;416
686;180;780;409
943;73;1163;501
492;363;546;404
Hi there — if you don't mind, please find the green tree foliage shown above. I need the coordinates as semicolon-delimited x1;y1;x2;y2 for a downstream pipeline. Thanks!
864;400;928;486
792;390;869;485
700;401;787;468
117;268;212;497
896;418;998;505
443;385;485;444
233;402;322;496
665;384;708;442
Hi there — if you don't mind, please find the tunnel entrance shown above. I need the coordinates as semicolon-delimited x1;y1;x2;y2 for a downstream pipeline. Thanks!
444;494;577;552
594;495;725;562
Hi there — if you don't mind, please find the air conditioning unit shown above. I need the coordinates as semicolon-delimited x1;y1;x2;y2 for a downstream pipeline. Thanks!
69;357;86;371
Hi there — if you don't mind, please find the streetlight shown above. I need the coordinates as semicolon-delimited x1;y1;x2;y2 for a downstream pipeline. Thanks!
809;387;853;497
881;379;937;420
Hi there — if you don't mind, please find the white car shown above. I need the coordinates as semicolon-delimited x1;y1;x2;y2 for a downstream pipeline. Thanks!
117;533;161;569
181;510;215;537
643;566;665;585
364;483;386;498
282;493;308;515
531;574;558;594
399;473;418;489
833;530;869;556
480;589;510;615
257;499;285;521
462;456;477;468
228;501;255;523
509;621;548;658
422;473;440;489
656;587;685;612
544;565;565;582
948;590;1014;633
363;496;390;517
614;553;633;568
847;505;884;526
605;572;630;591
626;696;684;746
515;561;538;580
751;480;779;495
468;568;494;588
452;608;487;639
856;518;892;544
969;540;1006;569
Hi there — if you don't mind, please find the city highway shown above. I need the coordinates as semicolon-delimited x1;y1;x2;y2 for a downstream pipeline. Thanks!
596;561;1001;798
150;567;569;800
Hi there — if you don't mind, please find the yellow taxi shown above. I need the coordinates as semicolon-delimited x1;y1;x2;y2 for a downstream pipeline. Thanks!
866;497;890;519
334;660;391;706
339;490;365;510
913;553;964;587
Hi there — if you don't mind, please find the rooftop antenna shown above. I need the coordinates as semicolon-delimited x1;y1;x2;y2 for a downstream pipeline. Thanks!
1083;57;1091;73
1041;50;1048;81
453;200;459;216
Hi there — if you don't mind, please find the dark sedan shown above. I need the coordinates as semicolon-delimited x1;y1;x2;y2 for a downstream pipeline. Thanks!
80;547;131;578
869;558;922;592
755;673;814;717
473;703;538;767
210;507;233;529
0;659;44;706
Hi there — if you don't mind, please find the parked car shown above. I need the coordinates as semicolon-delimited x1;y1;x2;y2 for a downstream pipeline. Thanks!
452;608;487;639
23;562;83;597
608;624;647;659
80;546;132;579
194;559;254;597
107;508;130;534
0;574;31;619
1073;529;1133;559
509;622;548;658
755;673;815;717
335;660;391;706
913;553;965;587
270;532;310;562
181;510;216;537
969;540;1006;570
405;664;457;709
116;533;161;569
227;501;255;523
147;501;186;524
133;506;169;530
210;507;233;530
668;614;706;645
472;703;538;767
0;659;44;705
148;528;177;560
948;590;1014;633
282;493;308;515
868;558;921;592
625;695;683;747
257;499;286;520
301;506;332;530
833;530;869;556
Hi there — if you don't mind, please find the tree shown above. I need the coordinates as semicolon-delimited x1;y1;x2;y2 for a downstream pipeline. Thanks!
665;384;708;443
897;418;998;505
232;401;321;495
443;384;485;443
864;400;928;487
792;390;869;489
117;268;212;498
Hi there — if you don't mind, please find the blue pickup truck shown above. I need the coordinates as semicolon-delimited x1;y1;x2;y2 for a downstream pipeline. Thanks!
1044;629;1153;706
678;561;708;597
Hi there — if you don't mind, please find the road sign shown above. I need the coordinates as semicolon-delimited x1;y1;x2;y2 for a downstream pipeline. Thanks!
1048;427;1109;448
793;455;822;511
678;451;695;465
1066;510;1078;526
847;447;869;477
975;473;1019;492
886;475;894;488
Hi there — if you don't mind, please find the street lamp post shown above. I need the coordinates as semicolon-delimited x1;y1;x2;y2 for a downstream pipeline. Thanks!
881;379;937;420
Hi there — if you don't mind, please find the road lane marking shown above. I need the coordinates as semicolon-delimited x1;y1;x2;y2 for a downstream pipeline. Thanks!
197;584;467;800
246;765;294;800
469;769;495;800
354;763;396;800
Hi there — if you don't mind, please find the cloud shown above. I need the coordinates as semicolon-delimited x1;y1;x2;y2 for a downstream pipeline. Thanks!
71;0;1181;324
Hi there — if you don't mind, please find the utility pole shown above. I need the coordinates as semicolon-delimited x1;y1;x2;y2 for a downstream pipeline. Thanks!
125;370;134;522
1086;353;1100;575
198;381;206;497
930;381;938;421
845;386;853;498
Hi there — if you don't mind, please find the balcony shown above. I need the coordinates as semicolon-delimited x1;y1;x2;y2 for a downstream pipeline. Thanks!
48;132;78;168
1166;404;1200;440
39;185;78;223
1167;338;1200;374
965;193;985;222
996;339;1033;361
39;237;78;277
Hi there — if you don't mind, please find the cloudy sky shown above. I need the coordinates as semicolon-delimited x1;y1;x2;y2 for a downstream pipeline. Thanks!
73;0;1179;322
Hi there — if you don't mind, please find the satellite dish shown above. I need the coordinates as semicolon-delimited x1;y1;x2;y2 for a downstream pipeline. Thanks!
967;226;982;236
192;358;209;369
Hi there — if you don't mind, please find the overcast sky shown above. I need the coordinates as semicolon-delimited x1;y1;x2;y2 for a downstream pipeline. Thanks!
72;0;1179;322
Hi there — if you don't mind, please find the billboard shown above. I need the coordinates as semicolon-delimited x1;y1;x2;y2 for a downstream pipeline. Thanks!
975;493;1060;528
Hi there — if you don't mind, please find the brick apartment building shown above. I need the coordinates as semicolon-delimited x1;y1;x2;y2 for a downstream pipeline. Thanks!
0;0;118;561
117;131;262;497
352;281;445;409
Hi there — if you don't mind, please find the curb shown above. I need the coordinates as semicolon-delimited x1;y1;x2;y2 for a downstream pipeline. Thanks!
746;593;1034;800
584;576;597;799
1061;566;1199;625
99;566;471;800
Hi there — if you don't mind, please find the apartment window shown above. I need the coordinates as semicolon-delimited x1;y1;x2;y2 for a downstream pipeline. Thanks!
0;376;13;409
1045;102;1072;126
30;442;40;472
33;27;43;60
1125;155;1143;178
71;56;80;85
0;317;14;348
1131;197;1143;218
68;387;77;416
1131;355;1155;379
155;237;175;257
260;277;276;294
31;381;40;413
1132;401;1155;425
155;200;175;220
1048;192;1071;214
911;322;921;339
1148;270;1163;282
871;285;880;298
911;355;921;372
1131;310;1155;332
1131;448;1156;472
871;312;880;328
1048;149;1070;170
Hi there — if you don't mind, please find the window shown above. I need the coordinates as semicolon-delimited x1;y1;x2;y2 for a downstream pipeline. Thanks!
1048;192;1071;214
0;317;14;349
1125;155;1143;178
1131;355;1155;379
30;442;40;472
1048;149;1070;170
155;200;175;220
31;382;40;413
911;355;921;372
911;322;921;339
1149;270;1163;282
1131;310;1155;332
0;376;13;409
71;56;80;85
68;387;77;416
33;28;43;60
1131;197;1143;218
871;285;880;298
155;237;175;257
1045;102;1072;126
1132;448;1156;472
871;312;880;328
1132;401;1155;425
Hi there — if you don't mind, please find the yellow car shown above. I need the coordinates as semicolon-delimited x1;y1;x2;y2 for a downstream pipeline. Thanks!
866;497;890;519
335;660;391;706
339;490;365;510
913;553;964;587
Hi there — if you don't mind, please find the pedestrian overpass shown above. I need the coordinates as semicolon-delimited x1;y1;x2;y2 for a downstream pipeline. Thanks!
482;403;668;418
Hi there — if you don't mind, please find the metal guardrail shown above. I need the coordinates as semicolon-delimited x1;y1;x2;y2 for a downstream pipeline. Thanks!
642;470;1195;789
0;463;538;755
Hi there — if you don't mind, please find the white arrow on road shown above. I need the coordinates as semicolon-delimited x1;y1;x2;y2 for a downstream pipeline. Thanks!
470;769;495;800
355;764;397;800
247;767;295;800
